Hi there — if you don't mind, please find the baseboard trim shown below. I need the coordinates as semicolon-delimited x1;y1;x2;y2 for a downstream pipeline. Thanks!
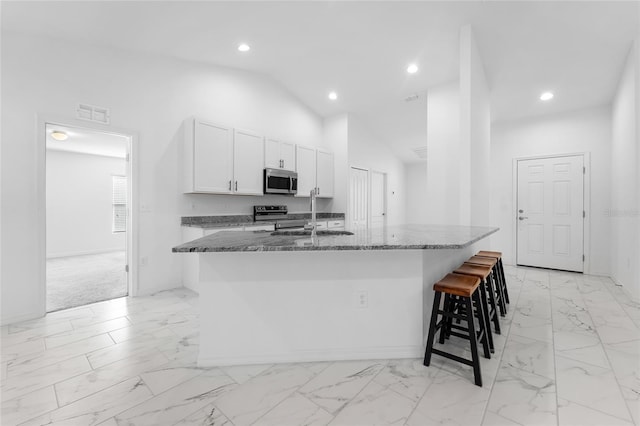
47;248;125;259
1;309;44;326
197;345;424;367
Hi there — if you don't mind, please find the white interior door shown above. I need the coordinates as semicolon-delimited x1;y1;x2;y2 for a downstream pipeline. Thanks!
350;167;369;229
517;155;584;272
370;171;386;228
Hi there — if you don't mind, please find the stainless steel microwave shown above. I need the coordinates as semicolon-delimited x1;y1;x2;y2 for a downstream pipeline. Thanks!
264;168;298;195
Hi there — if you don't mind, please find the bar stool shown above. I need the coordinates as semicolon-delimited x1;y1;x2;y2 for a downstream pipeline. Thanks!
476;250;510;305
453;263;502;353
466;255;507;316
424;273;491;387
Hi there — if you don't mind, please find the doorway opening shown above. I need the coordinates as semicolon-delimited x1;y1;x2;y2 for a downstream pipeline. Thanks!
516;154;585;273
349;167;388;230
45;123;131;312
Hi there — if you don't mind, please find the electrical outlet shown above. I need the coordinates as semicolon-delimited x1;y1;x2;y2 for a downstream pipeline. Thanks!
140;256;148;266
355;291;368;308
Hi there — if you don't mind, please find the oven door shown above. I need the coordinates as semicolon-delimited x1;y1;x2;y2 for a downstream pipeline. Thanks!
264;169;298;195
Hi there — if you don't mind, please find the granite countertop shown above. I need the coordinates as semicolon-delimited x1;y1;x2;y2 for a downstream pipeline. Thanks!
181;213;345;229
172;224;499;253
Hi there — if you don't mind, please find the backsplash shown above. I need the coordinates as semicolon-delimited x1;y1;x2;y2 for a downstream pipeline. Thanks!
181;193;333;216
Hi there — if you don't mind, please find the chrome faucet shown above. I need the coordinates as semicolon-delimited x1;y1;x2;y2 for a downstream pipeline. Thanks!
307;187;318;238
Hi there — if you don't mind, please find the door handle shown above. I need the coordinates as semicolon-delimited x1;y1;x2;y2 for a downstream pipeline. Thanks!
228;180;232;191
235;181;238;191
518;216;529;221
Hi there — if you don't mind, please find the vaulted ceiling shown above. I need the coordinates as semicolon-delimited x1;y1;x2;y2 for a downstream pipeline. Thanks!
3;1;638;162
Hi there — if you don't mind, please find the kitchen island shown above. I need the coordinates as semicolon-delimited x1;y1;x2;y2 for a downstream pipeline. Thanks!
173;224;498;367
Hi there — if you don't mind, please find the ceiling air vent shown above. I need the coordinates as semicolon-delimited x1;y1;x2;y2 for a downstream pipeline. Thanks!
77;103;110;124
404;94;420;102
412;146;428;159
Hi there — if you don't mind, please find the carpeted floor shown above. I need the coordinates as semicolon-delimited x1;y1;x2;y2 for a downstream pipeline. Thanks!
46;251;128;312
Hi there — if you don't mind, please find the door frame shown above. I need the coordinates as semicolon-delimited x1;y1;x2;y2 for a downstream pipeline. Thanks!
37;114;139;316
512;152;591;273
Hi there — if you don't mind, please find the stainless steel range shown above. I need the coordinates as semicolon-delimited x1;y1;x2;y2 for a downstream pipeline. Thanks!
253;205;307;230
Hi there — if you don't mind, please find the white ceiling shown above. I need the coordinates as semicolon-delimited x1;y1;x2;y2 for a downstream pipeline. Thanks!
5;1;638;162
46;124;128;159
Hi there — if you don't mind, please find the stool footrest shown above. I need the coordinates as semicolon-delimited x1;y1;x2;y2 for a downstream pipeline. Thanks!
430;348;474;367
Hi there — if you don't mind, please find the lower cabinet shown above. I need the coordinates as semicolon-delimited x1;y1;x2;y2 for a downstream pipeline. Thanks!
305;219;345;231
327;219;345;230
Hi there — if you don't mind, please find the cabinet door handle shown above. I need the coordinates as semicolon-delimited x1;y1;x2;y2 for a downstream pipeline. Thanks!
317;187;320;195
280;159;283;168
235;181;238;191
228;180;232;191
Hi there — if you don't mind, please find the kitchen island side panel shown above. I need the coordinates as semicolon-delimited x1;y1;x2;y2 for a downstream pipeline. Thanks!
197;246;475;366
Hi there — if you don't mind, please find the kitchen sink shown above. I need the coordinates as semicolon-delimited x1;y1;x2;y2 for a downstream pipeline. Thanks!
271;230;354;236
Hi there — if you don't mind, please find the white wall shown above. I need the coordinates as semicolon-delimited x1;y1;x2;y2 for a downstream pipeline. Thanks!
46;150;126;257
491;106;612;275
409;27;490;229
424;82;461;225
347;114;406;226
1;32;325;324
611;40;639;300
460;26;491;227
323;114;349;219
405;163;428;224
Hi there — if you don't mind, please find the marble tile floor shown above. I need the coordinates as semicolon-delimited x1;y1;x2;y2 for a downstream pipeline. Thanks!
1;266;639;426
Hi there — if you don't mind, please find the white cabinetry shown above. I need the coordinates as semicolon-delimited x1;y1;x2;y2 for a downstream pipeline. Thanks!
316;149;334;198
295;145;317;197
265;138;295;171
233;129;264;195
305;219;344;231
184;118;264;195
295;146;334;198
327;219;345;230
184;119;233;194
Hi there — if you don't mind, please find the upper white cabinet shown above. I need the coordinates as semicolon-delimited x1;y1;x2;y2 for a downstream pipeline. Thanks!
184;119;233;194
295;145;317;197
184;118;264;195
184;117;332;198
316;149;334;198
295;146;334;198
265;138;295;171
234;129;265;195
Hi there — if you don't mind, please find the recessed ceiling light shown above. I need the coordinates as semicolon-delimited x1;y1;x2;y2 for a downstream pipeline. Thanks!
51;130;68;141
237;43;251;52
540;91;554;101
407;64;418;74
328;92;338;101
